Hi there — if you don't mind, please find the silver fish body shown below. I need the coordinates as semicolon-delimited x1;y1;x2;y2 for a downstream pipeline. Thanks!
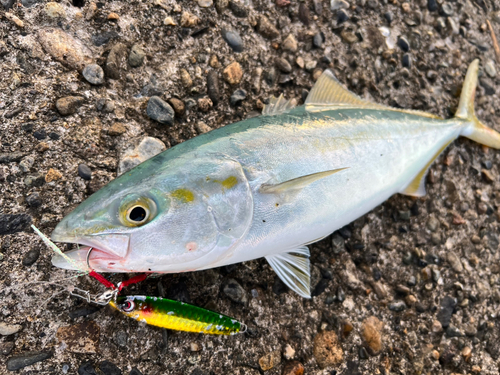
52;60;500;297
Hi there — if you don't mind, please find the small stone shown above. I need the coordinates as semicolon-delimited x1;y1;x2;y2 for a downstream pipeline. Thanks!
0;322;22;336
397;36;410;52
222;278;247;304
118;137;166;175
389;301;407;312
168;98;185;116
78;164;92;180
480;77;496;95
258;16;280;39
258;350;281;371
229;0;248;17
446;325;464;337
485;59;497;78
45;2;66;18
207;70;221;105
129;44;145;68
6;351;52;371
428;0;437;11
180;12;200;27
282;34;298;52
196;122;212;133
107;12;119;20
282;361;304;375
341;29;358;44
24;173;45;187
129;368;143;375
296;56;304;69
198;97;213;112
402;54;411;68
198;0;213;7
180;69;193;87
305;60;317;72
362;316;383;354
91;31;119;47
37;28;92;71
56;321;100;354
331;0;349;10
22;248;40;266
313;32;324;48
209;54;219;68
447;252;463;273
436;296;456;328
19;155;35;172
0;342;14;355
26;192;41;208
106;43;128;80
98;361;121;375
0;214;32;235
56;96;84;116
223;62;243;84
163;16;176;26
313;331;343;368
190;342;200;352
45;168;62;182
427;217;439;232
284;344;295;360
147;96;175;125
230;89;247;106
5;12;23;27
33;129;47;140
432;319;443;333
82;64;105;85
440;2;453;16
0;152;25;163
221;29;244;52
276;57;292;73
108;123;127;136
298;2;310;25
78;362;97;375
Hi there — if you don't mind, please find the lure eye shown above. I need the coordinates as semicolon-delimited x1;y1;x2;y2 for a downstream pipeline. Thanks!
121;300;135;312
119;195;157;227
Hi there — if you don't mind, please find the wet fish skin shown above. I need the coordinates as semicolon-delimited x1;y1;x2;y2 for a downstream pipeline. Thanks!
51;60;500;297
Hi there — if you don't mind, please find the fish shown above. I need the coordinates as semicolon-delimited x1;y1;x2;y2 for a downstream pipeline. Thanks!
51;59;500;298
110;295;244;335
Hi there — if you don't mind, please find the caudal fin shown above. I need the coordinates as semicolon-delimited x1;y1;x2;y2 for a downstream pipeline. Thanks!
457;59;500;149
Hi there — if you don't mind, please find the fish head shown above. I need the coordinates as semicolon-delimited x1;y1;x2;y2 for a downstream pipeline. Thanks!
51;156;253;273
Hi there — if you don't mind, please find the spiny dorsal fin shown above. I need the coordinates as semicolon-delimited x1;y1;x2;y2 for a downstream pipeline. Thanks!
306;70;440;119
265;246;311;298
259;167;348;194
262;94;297;116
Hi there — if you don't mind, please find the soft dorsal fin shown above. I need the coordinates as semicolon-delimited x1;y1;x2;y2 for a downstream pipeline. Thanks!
265;246;311;298
259;168;348;194
305;70;440;119
262;94;297;116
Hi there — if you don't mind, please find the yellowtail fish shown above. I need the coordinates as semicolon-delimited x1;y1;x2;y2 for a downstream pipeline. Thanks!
51;60;500;298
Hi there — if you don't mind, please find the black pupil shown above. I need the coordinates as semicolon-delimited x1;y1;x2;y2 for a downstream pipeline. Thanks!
129;206;147;222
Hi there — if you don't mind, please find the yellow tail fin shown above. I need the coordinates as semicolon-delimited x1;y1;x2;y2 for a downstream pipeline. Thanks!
458;59;500;149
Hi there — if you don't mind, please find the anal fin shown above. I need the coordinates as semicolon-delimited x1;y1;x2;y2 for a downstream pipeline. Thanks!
265;246;311;298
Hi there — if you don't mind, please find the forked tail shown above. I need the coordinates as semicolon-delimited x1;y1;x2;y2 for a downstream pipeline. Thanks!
458;59;500;149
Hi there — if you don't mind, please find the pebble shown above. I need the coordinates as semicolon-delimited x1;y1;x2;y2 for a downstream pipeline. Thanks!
229;0;248;17
331;0;349;10
198;0;213;7
62;363;70;374
284;344;295;360
447;252;463;273
221;29;244;52
19;155;35;172
33;129;47;140
129;44;145;68
313;32;324;48
45;168;62;182
440;2;453;16
282;34;298;52
361;316;383;354
45;2;66;18
119;137;166;175
446;325;464;337
402;53;411;68
0;214;32;235
341;29;358;44
480;77;496;95
196;122;212;133
22;247;40;266
82;64;104;85
485;59;497;78
436;296;456;328
6;351;53;371
0;322;22;336
78;164;92;180
258;16;280;39
98;360;122;375
106;43;128;80
56;321;100;354
313;331;343;368
198;97;213;112
163;16;176;26
91;31;119;47
298;2;310;25
26;192;41;208
129;368;143;375
180;12;200;27
223;62;243;84
78;362;97;375
426;217;439;232
389;301;407;311
37;28;92;71
108;122;127;136
230;89;247;106
146;96;175;125
180;69;193;87
0;152;25;163
282;361;304;375
207;70;221;105
56;96;84;116
0;342;14;355
397;36;410;52
168;98;185;116
222;278;247;304
276;57;292;73
190;342;200;352
24;173;45;187
428;0;437;11
258;350;281;371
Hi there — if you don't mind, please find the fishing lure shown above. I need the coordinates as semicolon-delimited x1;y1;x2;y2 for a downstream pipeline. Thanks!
31;225;246;335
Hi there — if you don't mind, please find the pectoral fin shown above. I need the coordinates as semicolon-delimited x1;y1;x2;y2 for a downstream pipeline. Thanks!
265;247;311;298
260;168;348;194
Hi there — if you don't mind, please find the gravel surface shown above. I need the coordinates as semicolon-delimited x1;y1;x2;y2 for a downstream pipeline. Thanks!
2;0;500;374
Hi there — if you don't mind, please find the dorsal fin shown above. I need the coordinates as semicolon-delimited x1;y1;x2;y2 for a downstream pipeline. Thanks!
305;70;440;119
262;94;297;116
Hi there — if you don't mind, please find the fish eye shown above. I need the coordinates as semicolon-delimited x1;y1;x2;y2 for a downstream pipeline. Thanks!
121;300;135;312
127;205;149;223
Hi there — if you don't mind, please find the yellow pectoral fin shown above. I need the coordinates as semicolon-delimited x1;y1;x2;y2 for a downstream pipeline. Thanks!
401;140;454;197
